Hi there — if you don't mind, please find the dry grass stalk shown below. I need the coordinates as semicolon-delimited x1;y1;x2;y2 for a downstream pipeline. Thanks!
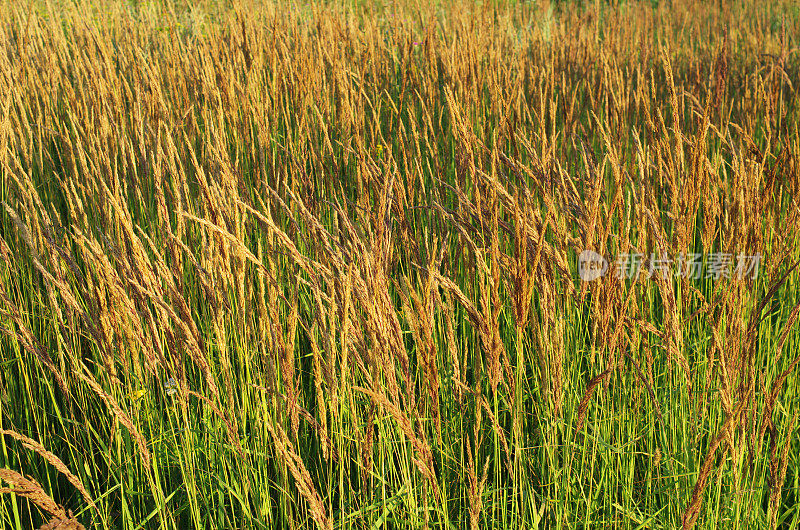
575;368;613;433
353;386;439;499
768;412;797;528
74;368;151;468
38;513;86;530
681;395;751;530
0;468;84;528
263;419;332;530
0;430;93;507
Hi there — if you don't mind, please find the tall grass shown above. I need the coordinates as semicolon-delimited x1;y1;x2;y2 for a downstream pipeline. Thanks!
0;0;799;528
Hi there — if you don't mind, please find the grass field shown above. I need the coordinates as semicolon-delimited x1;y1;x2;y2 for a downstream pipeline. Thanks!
0;0;799;528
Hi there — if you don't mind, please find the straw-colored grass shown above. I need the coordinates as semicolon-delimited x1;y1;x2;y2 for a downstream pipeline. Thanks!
0;0;799;528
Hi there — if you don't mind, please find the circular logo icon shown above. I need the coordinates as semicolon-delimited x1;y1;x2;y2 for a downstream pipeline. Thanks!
578;250;608;282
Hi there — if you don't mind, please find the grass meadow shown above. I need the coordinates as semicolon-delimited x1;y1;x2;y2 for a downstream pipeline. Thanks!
0;0;799;528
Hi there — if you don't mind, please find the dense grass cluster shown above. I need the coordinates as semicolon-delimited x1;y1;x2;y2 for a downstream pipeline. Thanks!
0;0;799;528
